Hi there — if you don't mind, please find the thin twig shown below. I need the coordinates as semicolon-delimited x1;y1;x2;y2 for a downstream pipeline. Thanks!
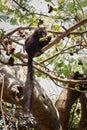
52;79;86;93
47;30;87;35
39;43;81;64
0;74;8;130
12;0;49;17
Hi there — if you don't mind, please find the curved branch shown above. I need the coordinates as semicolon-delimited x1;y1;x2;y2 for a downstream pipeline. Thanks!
34;64;87;84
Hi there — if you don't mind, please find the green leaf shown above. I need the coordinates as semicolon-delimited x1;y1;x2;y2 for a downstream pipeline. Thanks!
67;2;74;13
10;18;17;25
45;0;51;2
6;9;14;15
52;24;60;31
81;0;87;7
58;0;65;4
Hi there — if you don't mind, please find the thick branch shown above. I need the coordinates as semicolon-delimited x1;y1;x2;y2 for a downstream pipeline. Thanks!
42;18;87;52
55;85;81;130
0;65;60;130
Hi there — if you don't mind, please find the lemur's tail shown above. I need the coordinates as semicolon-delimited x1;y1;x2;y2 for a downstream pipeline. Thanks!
23;55;34;113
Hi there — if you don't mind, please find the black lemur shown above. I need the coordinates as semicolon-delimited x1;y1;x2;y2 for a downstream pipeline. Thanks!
23;27;51;113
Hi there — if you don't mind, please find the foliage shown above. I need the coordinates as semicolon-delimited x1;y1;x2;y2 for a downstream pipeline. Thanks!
68;100;81;129
0;0;87;92
0;0;87;129
0;102;38;130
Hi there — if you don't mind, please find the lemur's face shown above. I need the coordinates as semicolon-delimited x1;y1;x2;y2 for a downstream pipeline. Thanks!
39;28;47;38
35;27;47;38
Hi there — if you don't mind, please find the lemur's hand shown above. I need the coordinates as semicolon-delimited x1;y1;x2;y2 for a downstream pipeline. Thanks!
47;33;53;42
47;36;51;42
39;33;52;42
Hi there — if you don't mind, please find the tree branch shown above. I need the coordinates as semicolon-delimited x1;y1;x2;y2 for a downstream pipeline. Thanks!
34;64;87;84
42;18;87;52
0;57;87;85
12;0;49;17
39;43;81;64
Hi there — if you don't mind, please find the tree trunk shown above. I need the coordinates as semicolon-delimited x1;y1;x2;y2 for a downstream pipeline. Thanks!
55;84;81;130
0;65;60;130
78;93;87;130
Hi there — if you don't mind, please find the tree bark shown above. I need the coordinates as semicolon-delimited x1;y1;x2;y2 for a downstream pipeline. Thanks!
78;93;87;130
0;65;60;130
55;84;81;130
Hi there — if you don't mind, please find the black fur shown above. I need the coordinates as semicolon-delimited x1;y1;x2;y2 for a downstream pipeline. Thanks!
23;27;51;113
